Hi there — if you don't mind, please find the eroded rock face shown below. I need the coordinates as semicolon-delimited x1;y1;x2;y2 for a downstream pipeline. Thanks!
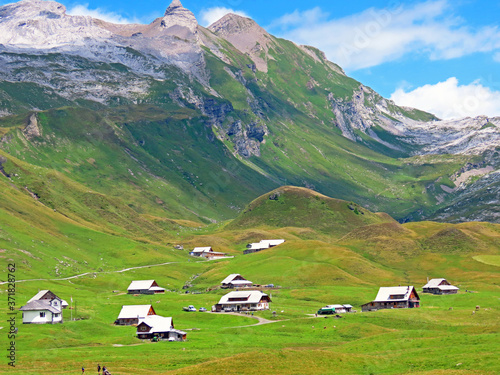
161;0;198;36
23;113;41;139
208;13;274;73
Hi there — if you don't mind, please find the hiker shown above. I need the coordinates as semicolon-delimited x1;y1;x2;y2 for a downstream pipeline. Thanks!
82;366;85;374
97;364;101;374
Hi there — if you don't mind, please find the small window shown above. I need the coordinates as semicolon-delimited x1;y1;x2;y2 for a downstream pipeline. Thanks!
54;313;60;318
40;312;46;318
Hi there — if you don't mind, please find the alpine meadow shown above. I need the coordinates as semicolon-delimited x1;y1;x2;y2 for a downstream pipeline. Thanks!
0;1;498;374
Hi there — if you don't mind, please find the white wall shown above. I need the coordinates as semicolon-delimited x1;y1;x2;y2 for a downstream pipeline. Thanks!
23;310;62;324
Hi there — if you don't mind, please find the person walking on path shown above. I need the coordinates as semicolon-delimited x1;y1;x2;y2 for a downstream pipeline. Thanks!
97;364;101;374
82;367;85;374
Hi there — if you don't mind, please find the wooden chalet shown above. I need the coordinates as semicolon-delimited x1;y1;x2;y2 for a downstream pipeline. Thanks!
221;274;253;289
136;315;186;341
422;278;459;295
190;247;227;259
127;280;165;295
215;290;271;312
115;305;156;325
244;239;285;255
362;286;420;312
20;290;68;325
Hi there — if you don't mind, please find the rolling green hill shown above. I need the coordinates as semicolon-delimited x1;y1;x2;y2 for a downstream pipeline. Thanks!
2;187;498;375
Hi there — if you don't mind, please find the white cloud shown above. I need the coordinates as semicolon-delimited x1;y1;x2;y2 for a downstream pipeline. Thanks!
67;3;142;24
390;77;500;119
270;0;500;71
199;7;250;27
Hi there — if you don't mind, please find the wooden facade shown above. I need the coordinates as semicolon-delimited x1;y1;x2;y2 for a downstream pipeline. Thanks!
116;305;156;325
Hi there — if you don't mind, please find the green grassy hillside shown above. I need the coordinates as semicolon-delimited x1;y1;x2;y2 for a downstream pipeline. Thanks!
0;22;486;223
227;186;395;236
1;186;499;374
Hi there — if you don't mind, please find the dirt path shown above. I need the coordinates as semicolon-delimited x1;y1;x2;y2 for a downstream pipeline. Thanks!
220;312;288;328
0;261;190;285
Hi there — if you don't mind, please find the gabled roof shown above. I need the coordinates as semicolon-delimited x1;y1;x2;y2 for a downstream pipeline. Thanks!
221;274;252;285
248;242;270;250
374;286;417;302
127;280;161;291
437;285;459;291
422;278;448;288
192;247;212;253
137;315;173;333
20;300;60;314
117;305;155;320
218;290;269;304
27;290;61;303
231;280;253;285
260;239;285;246
221;274;240;284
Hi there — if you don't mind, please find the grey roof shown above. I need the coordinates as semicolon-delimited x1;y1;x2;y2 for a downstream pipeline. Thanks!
374;286;416;302
221;274;252;285
221;274;240;284
137;315;173;333
260;239;285;246
218;290;269;305
248;242;270;250
127;280;164;292
422;278;447;288
192;247;212;253
437;285;459;291
20;300;60;314
27;290;61;303
118;305;154;320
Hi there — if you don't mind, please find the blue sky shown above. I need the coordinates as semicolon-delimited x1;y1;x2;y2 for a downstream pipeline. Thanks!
4;0;500;119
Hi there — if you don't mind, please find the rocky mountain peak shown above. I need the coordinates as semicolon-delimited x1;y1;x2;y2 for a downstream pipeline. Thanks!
208;13;262;37
1;0;67;18
208;13;272;72
160;0;198;35
165;0;184;14
0;0;111;48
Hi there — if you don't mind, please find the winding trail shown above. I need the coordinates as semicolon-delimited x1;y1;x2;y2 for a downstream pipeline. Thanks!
0;261;185;285
220;312;288;328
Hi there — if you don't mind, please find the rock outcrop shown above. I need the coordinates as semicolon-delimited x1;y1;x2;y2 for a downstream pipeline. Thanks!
208;13;274;72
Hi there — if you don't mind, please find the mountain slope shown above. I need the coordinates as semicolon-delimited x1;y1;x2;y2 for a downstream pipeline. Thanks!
0;0;498;223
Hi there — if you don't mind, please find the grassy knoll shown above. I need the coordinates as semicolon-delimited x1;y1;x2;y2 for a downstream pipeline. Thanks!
1;188;499;374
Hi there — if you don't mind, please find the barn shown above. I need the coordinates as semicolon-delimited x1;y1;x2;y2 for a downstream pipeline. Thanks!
221;274;253;289
362;286;420;312
422;278;459;294
115;305;156;325
127;280;165;295
215;290;271;312
136;315;186;341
